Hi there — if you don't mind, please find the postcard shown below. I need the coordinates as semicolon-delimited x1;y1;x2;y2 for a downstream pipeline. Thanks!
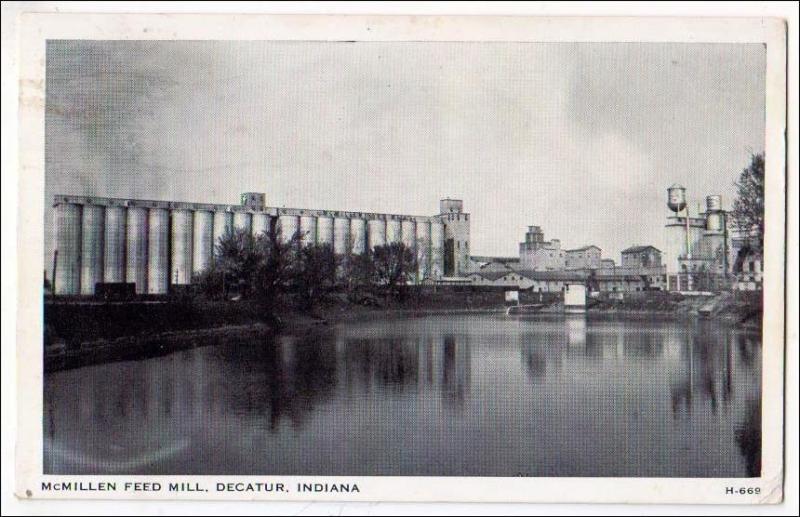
13;13;787;504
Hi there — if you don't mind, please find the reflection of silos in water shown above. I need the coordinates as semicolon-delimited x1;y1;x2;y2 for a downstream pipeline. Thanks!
278;214;299;243
386;219;402;244
126;207;148;294
251;213;270;238
367;219;386;250
415;220;431;281
317;216;334;246
53;203;82;295
80;205;105;295
171;209;193;285
148;208;169;294
103;206;126;283
212;211;232;258
333;217;350;255
430;220;445;278
350;218;366;254
300;215;317;247
192;211;213;275
233;212;252;234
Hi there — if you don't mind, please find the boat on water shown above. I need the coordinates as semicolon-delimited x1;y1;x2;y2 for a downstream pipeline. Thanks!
506;304;545;315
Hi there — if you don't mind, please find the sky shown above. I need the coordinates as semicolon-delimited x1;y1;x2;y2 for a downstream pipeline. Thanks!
45;40;765;269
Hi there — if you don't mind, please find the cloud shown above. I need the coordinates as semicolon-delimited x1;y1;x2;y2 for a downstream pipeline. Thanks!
44;41;765;272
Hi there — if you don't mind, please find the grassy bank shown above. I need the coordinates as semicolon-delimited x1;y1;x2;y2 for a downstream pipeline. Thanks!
586;290;762;328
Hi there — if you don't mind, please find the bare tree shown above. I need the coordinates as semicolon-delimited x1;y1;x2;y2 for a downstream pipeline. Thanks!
196;224;301;305
292;243;338;310
732;152;765;253
343;251;377;303
213;227;262;299
372;242;417;299
253;224;302;308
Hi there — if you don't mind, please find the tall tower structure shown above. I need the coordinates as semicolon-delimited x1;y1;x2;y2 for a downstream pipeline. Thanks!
664;184;710;291
702;195;728;271
437;198;470;277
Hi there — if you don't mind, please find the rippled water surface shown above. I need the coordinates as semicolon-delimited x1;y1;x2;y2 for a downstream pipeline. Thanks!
44;315;761;477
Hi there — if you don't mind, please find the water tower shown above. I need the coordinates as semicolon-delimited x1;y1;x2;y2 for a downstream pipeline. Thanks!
665;184;692;290
667;184;687;214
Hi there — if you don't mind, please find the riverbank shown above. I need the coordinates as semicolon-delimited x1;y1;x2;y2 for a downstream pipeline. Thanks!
584;290;762;329
44;288;761;371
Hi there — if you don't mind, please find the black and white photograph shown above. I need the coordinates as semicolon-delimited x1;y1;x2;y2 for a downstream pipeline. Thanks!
5;9;793;510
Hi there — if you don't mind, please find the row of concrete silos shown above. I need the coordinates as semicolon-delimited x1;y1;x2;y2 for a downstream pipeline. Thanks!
53;202;445;295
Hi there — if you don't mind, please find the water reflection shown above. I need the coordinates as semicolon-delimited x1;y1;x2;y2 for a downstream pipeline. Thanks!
44;315;761;477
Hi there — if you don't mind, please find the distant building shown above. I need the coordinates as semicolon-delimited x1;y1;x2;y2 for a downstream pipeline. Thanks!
621;245;662;269
664;186;738;291
436;198;471;277
466;268;649;294
518;225;565;271
565;245;602;270
600;258;616;269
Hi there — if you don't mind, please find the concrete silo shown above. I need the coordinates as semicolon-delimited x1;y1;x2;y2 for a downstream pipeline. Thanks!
705;195;725;232
125;207;148;294
317;216;334;247
333;217;350;255
350;218;367;255
103;206;127;283
415;219;431;282
192;210;214;275
252;213;270;238
212;211;232;258
401;220;416;251
367;218;386;250
278;214;300;243
233;211;252;234
386;219;402;244
430;220;445;278
299;215;317;247
53;202;82;295
171;209;193;285
147;208;170;294
703;195;728;275
80;205;105;295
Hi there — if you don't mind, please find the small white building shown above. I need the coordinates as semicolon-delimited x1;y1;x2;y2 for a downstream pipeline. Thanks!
564;284;587;313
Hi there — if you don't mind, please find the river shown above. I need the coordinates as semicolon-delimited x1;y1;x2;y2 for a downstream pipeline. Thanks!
44;314;761;477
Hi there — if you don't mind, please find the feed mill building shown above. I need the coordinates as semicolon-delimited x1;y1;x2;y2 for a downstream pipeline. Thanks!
51;193;472;295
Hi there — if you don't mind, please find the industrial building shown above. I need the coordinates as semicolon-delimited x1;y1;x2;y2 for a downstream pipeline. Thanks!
620;245;662;269
51;193;471;295
663;185;760;292
50;184;762;297
465;268;652;294
565;245;602;270
518;226;565;271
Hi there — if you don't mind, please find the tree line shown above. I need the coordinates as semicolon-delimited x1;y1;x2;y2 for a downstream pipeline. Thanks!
192;225;419;309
